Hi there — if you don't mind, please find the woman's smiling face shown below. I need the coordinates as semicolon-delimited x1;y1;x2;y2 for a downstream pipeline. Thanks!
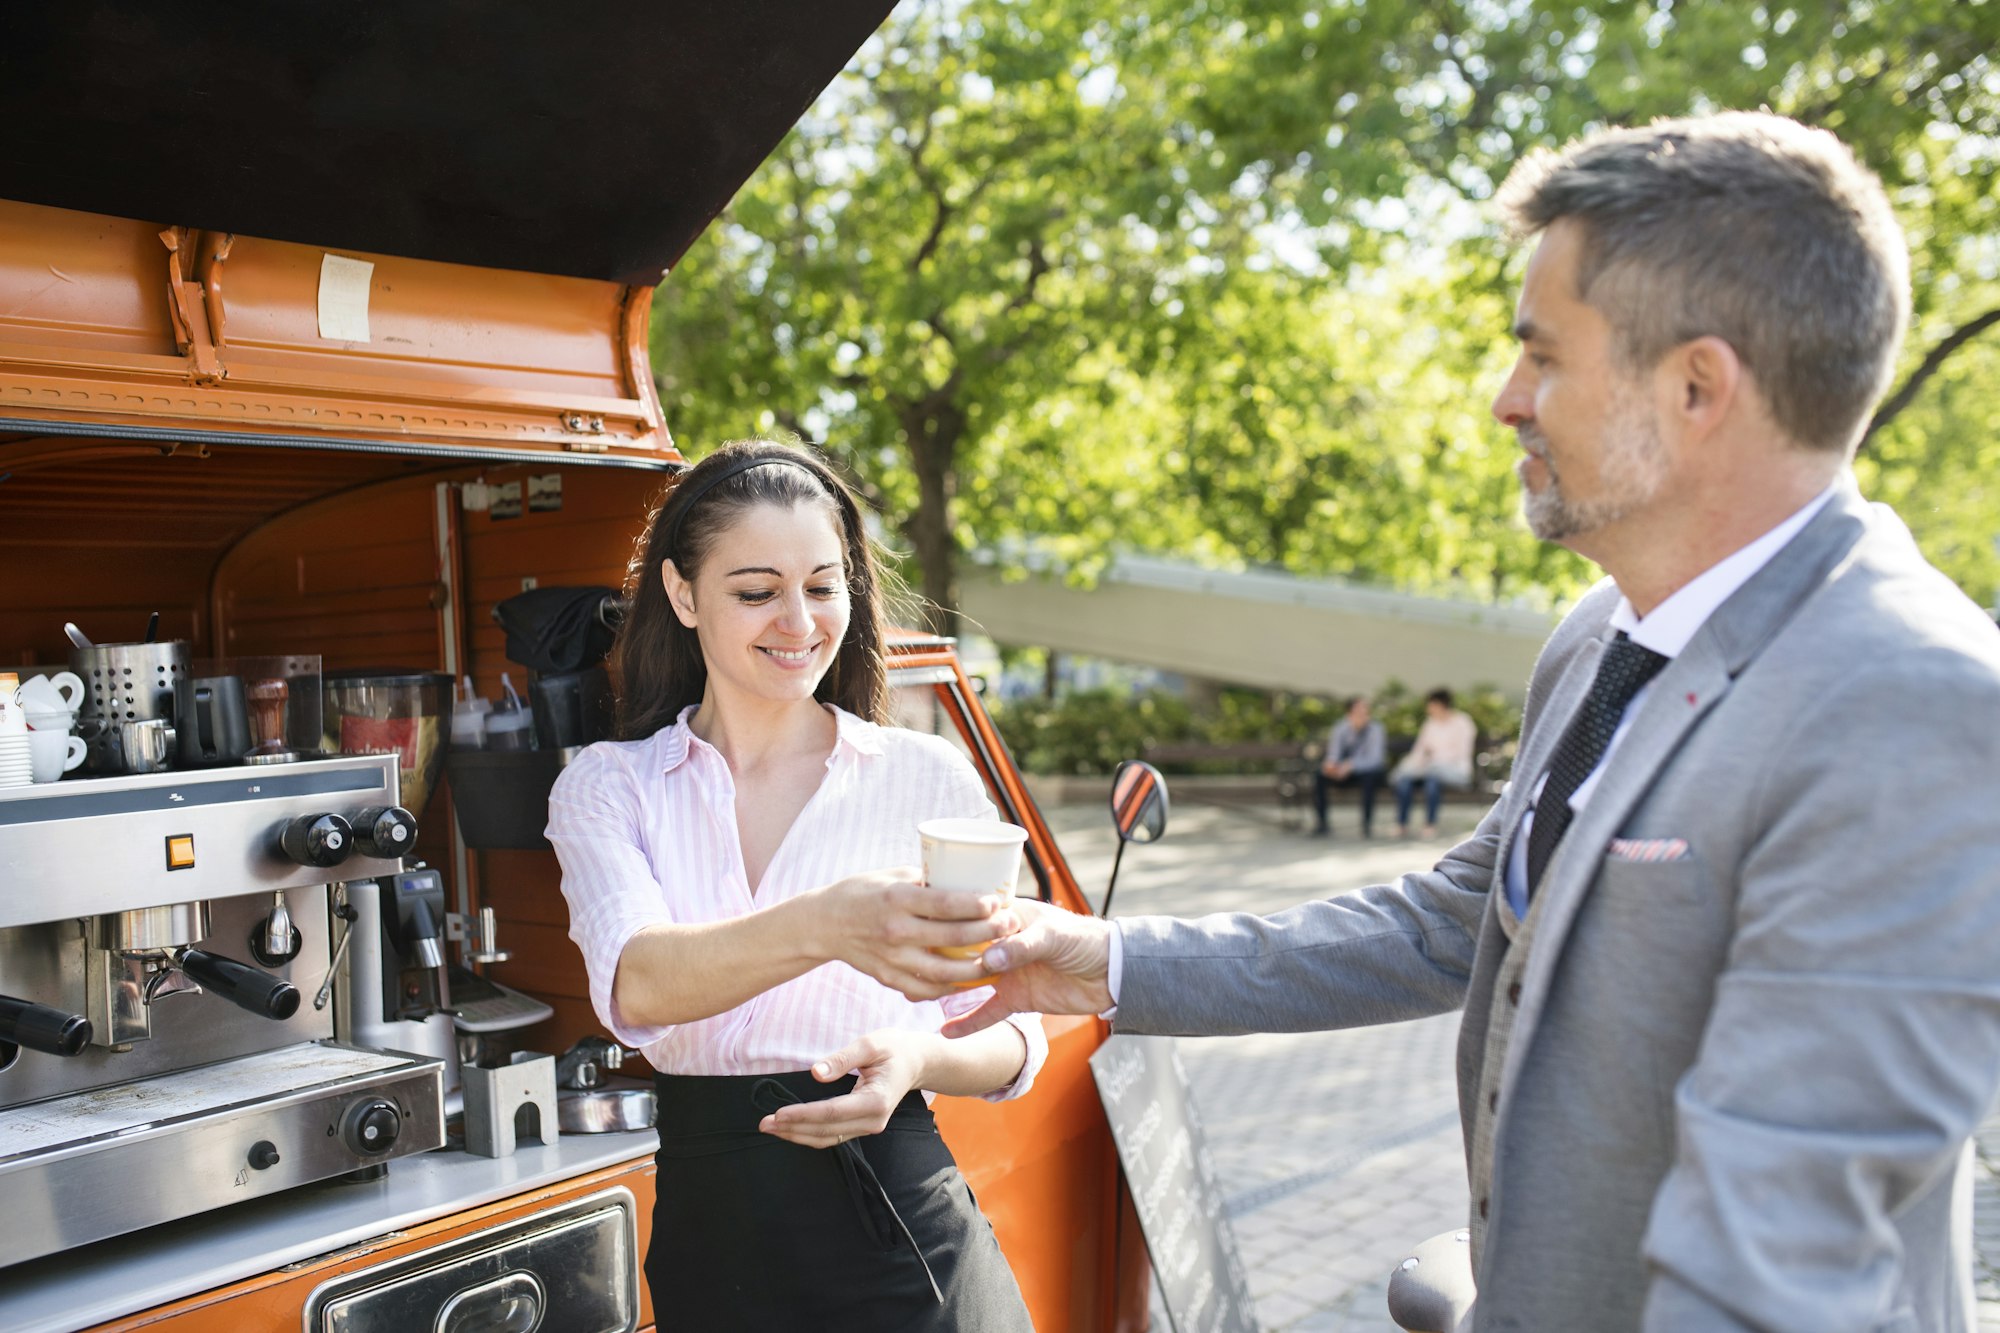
664;500;851;709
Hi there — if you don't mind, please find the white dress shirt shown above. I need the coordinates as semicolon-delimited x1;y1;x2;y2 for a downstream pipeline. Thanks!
1106;483;1838;1000
548;703;1046;1100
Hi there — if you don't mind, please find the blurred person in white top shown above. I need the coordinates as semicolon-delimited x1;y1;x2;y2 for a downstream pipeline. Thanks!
1393;687;1479;838
546;439;1037;1330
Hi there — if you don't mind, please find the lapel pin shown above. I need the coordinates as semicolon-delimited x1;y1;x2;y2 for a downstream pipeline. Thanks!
1686;692;1698;706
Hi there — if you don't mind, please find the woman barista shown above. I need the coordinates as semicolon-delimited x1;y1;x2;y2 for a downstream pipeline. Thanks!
547;440;1042;1330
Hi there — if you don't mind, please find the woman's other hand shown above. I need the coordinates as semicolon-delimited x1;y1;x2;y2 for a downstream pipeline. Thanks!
804;867;1019;999
758;1030;928;1148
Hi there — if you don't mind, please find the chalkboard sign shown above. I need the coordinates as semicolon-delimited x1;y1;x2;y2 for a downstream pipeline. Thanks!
1090;1034;1259;1333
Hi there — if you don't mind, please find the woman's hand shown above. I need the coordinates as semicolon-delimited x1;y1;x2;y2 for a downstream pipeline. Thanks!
802;867;1019;999
758;1029;930;1149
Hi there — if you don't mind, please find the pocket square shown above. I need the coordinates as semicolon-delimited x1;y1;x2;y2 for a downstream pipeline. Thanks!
1607;837;1691;863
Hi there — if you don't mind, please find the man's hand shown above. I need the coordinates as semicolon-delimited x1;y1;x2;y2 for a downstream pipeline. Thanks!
804;867;1017;1000
758;1030;926;1149
942;898;1115;1037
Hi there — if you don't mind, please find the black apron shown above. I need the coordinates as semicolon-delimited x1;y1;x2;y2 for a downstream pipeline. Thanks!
647;1069;1035;1332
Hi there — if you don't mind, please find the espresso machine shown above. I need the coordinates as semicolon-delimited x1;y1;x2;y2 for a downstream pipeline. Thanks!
0;754;446;1266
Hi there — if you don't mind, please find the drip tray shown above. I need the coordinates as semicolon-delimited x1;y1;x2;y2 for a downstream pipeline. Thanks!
0;1040;444;1265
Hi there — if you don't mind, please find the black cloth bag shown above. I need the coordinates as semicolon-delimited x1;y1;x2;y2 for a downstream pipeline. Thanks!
491;585;621;673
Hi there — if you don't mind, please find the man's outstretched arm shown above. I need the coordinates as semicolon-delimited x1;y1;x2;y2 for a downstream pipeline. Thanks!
948;798;1500;1039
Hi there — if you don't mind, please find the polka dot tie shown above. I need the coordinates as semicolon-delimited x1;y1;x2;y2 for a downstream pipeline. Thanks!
1524;631;1670;899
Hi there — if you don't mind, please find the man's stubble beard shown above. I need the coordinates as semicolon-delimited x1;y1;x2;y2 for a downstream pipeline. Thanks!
1519;388;1666;543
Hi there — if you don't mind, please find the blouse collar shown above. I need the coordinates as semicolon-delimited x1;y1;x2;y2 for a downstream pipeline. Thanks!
656;701;883;773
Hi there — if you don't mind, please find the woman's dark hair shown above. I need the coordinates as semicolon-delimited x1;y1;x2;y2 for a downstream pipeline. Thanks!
613;440;889;739
1426;688;1455;709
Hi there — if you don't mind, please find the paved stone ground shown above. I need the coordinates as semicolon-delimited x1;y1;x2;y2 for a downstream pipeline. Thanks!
1040;788;2000;1332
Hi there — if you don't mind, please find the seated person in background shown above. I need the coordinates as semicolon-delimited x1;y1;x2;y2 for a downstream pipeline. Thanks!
1392;688;1477;838
1313;695;1387;837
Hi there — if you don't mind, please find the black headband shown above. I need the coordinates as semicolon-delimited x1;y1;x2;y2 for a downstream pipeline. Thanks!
663;455;819;561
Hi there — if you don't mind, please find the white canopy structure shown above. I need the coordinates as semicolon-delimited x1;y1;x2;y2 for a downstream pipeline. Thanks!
958;554;1562;699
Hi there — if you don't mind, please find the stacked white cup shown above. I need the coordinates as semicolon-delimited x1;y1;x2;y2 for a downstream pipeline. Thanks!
0;675;29;788
13;671;88;784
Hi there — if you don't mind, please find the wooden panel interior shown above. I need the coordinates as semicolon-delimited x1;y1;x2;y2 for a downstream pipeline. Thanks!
0;438;454;667
215;480;448;672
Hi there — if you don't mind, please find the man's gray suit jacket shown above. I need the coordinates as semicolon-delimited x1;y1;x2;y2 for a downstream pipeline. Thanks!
1116;480;2000;1331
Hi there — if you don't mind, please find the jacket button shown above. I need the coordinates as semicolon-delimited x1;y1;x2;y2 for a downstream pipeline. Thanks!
1479;1196;1489;1219
1507;982;1522;1005
1488;1090;1498;1112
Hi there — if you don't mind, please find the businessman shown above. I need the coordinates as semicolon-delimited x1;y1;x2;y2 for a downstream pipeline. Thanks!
948;113;2000;1329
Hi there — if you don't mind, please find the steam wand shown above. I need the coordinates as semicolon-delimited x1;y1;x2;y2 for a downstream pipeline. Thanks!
314;897;361;1012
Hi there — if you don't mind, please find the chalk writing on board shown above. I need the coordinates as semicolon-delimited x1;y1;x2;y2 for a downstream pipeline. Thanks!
1091;1034;1259;1333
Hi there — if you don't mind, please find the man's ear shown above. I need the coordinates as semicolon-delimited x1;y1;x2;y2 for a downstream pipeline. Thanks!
1664;335;1741;442
662;559;699;629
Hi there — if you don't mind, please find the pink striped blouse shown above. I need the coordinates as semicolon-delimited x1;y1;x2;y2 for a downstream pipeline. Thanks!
546;704;1046;1101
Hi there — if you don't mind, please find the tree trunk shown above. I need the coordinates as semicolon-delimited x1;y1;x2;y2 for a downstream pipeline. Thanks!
899;398;967;637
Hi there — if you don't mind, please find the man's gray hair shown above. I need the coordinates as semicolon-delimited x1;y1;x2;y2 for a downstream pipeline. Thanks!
1496;111;1909;453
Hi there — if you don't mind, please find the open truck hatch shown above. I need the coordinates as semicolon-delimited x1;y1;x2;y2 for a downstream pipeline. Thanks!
0;1;896;462
0;2;895;285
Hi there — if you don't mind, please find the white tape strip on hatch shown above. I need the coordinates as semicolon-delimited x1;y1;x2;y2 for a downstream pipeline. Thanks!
317;253;375;343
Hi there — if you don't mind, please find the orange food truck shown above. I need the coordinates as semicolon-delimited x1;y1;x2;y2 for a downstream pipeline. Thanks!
0;7;1148;1329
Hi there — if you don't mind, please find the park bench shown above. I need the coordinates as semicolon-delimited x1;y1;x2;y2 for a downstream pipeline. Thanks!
1137;740;1321;824
1139;734;1515;828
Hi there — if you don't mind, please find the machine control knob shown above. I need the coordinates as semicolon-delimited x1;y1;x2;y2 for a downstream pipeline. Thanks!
352;805;419;860
279;813;353;868
341;1097;402;1157
248;1140;281;1171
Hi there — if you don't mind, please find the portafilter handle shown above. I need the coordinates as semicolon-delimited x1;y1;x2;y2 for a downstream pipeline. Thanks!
177;949;302;1021
0;994;92;1057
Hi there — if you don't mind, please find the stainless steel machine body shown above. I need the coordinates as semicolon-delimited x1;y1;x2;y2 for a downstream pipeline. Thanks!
0;755;446;1265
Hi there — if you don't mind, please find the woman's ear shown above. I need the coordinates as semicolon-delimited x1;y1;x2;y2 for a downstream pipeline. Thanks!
662;559;699;629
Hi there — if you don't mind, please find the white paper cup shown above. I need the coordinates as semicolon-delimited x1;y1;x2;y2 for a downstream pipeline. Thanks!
26;729;87;783
921;818;1028;967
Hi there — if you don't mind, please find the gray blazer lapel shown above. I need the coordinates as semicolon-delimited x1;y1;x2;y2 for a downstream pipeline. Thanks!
1505;479;1874;1037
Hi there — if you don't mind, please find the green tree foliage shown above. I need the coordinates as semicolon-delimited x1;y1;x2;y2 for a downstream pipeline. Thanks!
653;0;2000;622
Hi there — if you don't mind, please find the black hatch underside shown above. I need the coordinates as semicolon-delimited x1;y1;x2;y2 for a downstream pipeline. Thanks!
0;1;895;284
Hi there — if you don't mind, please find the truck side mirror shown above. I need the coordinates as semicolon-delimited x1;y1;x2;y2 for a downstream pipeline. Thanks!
1101;760;1169;917
1109;759;1169;844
